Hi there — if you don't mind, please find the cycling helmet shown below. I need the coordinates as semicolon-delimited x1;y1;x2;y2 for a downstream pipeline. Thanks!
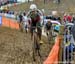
30;4;37;10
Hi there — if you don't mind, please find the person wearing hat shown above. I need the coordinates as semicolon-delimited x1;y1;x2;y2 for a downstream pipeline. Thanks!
52;11;61;21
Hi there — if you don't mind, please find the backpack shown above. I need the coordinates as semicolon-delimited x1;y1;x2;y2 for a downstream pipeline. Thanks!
54;25;60;32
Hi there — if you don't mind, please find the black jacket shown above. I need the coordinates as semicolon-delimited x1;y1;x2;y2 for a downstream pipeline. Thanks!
45;23;52;30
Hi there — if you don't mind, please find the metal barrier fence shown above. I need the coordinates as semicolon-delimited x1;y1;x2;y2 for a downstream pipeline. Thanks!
62;26;75;64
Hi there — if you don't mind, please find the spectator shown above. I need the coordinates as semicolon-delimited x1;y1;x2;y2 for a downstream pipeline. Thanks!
15;12;19;20
71;21;75;42
67;14;72;23
51;11;61;23
72;15;75;23
23;12;28;33
63;13;67;23
18;12;23;32
19;12;23;23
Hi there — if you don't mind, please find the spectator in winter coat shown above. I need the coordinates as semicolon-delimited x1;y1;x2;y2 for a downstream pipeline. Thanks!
51;11;61;23
63;13;67;22
67;14;72;23
71;21;75;41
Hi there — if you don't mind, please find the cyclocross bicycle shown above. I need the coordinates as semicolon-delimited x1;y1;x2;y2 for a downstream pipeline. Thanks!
32;27;42;64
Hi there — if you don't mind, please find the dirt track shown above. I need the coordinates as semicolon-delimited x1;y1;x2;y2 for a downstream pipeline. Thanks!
0;27;54;64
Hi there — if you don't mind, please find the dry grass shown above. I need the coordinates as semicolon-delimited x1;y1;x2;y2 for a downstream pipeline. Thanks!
9;0;75;15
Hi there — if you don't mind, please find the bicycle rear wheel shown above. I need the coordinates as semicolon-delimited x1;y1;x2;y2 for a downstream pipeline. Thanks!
48;31;52;44
33;32;42;63
33;32;38;61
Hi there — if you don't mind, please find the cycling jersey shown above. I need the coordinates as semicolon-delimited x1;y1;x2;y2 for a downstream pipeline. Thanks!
28;11;41;27
45;22;52;30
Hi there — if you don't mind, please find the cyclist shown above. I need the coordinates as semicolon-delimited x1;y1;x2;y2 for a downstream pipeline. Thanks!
27;4;43;44
18;12;23;32
23;12;28;33
45;20;52;36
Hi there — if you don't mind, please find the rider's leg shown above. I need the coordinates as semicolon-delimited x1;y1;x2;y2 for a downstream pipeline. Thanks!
36;22;42;40
37;27;44;44
37;27;42;40
30;27;33;40
20;22;23;32
24;22;27;33
36;22;44;44
46;30;49;36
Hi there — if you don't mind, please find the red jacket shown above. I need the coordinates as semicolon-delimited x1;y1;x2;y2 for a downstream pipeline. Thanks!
63;16;67;22
67;16;72;22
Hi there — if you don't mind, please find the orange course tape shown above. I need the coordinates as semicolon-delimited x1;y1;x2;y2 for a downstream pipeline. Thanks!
43;36;61;64
2;17;19;30
15;23;20;29
2;17;10;27
9;19;16;29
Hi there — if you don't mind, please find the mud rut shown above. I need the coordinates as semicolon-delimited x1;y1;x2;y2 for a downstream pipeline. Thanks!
0;27;54;64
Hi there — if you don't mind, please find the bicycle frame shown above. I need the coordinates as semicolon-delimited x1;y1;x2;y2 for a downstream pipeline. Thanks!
32;27;42;63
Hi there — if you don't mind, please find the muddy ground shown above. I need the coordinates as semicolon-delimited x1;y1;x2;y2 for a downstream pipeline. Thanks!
0;27;54;64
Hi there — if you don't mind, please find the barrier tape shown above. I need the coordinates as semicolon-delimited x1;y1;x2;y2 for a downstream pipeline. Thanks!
2;16;19;29
44;35;62;64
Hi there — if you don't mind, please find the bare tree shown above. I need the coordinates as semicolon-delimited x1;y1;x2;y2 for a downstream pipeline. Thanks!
44;0;46;4
28;0;30;3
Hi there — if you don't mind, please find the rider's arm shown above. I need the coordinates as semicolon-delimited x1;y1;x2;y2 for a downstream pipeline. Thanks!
37;9;43;16
26;10;32;17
